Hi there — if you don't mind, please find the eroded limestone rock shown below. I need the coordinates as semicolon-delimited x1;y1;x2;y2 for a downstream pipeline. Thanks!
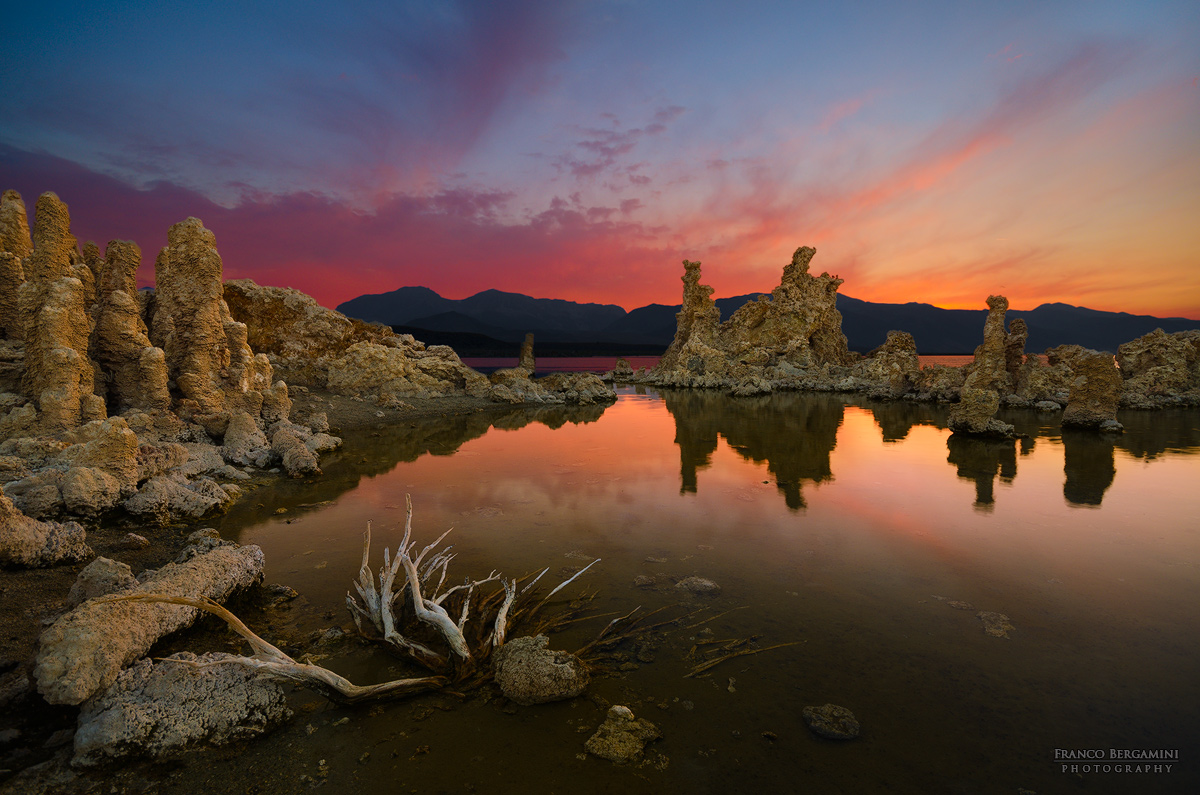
35;542;265;705
653;247;853;389
1117;328;1200;406
0;189;33;261
584;705;662;763
948;296;1016;437
16;193;104;433
67;557;136;608
802;703;860;740
73;651;291;767
492;635;589;705
91;240;170;413
0;490;90;567
855;330;921;398
150;219;277;427
1062;350;1123;429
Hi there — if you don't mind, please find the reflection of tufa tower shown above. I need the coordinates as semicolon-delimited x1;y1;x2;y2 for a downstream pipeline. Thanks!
661;389;843;510
1061;430;1115;506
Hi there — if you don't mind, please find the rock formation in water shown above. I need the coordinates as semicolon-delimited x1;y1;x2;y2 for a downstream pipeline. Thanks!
652;247;853;390
1061;349;1123;430
855;330;922;398
1116;328;1200;407
492;634;590;705
223;280;611;407
518;332;536;372
0;188;618;540
948;296;1016;437
584;705;662;764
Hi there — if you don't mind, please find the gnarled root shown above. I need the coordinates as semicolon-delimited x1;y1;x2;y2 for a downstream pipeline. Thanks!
96;593;446;704
346;494;600;679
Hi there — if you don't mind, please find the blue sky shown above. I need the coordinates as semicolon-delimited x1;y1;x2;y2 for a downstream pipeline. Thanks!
2;1;1197;316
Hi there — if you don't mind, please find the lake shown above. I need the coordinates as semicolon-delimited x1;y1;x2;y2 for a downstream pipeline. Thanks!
197;387;1198;794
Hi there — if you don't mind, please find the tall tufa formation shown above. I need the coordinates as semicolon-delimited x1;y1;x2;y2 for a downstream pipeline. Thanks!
948;295;1017;437
0;191;31;340
15;193;106;432
150;218;284;434
654;246;852;388
91;240;170;413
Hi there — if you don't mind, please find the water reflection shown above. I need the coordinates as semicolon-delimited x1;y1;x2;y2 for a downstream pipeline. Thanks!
945;436;1020;511
1061;430;1115;507
660;389;844;509
655;391;1200;511
219;402;610;530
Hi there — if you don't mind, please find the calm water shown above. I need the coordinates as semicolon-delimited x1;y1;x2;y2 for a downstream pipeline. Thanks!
202;388;1199;794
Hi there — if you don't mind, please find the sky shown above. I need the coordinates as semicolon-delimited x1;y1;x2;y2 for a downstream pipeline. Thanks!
1;0;1198;318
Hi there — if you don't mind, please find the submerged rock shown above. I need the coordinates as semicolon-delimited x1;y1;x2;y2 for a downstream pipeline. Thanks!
492;635;590;705
675;575;721;595
35;542;265;705
802;703;860;740
584;705;662;763
72;652;291;767
977;611;1014;638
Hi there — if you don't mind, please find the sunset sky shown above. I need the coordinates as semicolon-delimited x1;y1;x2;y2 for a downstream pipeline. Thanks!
2;1;1197;318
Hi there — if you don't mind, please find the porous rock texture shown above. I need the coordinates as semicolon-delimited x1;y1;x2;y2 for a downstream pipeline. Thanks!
0;191;352;531
73;652;291;767
854;330;921;398
150;218;278;431
802;704;860;740
1117;328;1200;407
0;188;33;262
67;556;136;608
0;490;90;567
948;296;1016;437
492;634;590;705
90;240;170;413
652;247;854;389
34;541;265;705
16;193;105;433
1061;349;1123;429
224;279;605;406
584;705;662;763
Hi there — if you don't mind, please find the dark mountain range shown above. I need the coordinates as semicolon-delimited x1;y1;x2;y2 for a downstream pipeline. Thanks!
338;287;1199;356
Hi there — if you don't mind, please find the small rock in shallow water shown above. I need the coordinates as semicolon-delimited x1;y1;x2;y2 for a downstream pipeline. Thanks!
947;600;974;610
802;704;860;740
977;611;1014;638
675;576;721;595
584;705;662;764
632;575;656;588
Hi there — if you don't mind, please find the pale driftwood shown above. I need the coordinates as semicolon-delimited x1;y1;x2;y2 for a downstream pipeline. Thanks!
345;494;600;672
96;593;446;704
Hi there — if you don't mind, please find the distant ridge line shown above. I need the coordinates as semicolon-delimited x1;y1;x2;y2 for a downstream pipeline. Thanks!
337;286;1200;356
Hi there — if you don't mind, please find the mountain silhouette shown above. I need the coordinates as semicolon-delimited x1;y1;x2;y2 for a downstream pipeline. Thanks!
338;287;1200;355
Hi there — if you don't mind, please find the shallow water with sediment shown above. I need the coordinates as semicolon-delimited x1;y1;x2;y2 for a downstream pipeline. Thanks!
141;386;1200;794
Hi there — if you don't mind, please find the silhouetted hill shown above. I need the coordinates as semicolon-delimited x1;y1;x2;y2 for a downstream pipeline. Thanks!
342;285;1199;355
